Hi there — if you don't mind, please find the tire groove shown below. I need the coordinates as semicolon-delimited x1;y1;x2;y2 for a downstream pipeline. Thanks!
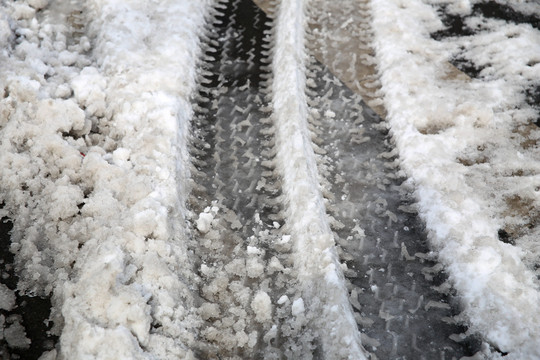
188;1;308;357
303;11;483;358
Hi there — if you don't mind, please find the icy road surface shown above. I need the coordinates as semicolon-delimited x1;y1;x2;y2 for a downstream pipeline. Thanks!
1;0;540;359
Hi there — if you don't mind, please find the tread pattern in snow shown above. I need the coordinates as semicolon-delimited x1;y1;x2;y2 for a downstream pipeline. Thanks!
189;1;313;357
190;0;484;357
190;0;279;231
304;60;483;358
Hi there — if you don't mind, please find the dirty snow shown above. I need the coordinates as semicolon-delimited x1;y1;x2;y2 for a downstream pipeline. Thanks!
371;0;540;357
0;0;210;358
2;0;540;358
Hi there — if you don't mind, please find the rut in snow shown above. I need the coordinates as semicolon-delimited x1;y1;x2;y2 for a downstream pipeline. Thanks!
189;0;485;358
303;2;482;358
303;59;482;358
188;0;315;357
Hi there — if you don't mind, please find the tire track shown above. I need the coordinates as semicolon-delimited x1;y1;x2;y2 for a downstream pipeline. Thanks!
303;59;482;358
303;2;483;358
189;1;313;357
269;0;366;358
371;0;540;356
191;1;481;358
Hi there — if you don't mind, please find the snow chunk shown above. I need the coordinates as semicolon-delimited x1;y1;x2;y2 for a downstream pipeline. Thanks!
268;257;284;274
71;67;107;117
58;50;79;66
446;0;472;16
12;3;36;20
263;325;278;344
199;302;220;321
112;148;131;167
4;320;31;349
47;184;84;221
196;212;214;234
277;235;291;244
36;98;86;134
39;349;57;360
225;259;246;277
246;246;261;255
39;350;57;360
291;298;305;316
133;209;159;238
324;109;336;118
246;258;264;278
251;291;272;323
0;284;16;311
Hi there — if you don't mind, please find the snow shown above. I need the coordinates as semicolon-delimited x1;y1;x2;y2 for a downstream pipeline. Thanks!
0;285;15;312
196;211;214;234
4;319;31;349
277;295;289;305
251;291;272;322
291;298;305;317
271;0;367;358
0;0;210;358
371;0;540;357
60;0;214;350
2;0;539;357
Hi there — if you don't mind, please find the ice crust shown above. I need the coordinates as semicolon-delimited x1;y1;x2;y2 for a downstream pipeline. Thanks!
371;0;540;357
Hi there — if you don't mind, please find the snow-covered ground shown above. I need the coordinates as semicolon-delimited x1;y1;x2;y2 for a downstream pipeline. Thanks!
1;0;210;358
372;0;540;357
1;0;539;358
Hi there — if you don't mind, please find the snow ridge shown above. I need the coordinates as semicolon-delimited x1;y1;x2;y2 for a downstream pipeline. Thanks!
0;0;211;358
271;0;366;358
58;1;212;358
371;0;540;357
